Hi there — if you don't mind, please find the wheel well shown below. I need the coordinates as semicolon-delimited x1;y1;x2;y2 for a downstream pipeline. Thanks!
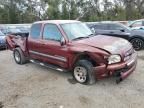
129;36;144;50
129;36;144;41
74;53;97;67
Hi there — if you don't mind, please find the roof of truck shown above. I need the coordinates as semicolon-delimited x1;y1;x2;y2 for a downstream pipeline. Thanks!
34;20;80;25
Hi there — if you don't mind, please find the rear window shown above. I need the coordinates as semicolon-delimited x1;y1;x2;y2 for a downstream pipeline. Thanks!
30;23;42;39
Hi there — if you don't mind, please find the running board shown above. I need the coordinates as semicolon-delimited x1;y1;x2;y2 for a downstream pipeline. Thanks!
30;59;67;72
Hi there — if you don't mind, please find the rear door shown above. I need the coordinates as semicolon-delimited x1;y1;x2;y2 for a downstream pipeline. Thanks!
106;23;123;36
28;23;44;61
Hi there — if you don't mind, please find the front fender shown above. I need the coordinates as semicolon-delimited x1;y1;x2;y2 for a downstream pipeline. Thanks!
68;46;110;69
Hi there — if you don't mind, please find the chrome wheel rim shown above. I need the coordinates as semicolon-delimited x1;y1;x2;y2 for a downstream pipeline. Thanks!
74;66;87;83
131;39;143;50
14;51;20;62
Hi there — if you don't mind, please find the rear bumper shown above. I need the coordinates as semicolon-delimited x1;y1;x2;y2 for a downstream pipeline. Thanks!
93;51;137;81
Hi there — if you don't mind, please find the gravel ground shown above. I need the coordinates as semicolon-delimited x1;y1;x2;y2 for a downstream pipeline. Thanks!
0;50;144;108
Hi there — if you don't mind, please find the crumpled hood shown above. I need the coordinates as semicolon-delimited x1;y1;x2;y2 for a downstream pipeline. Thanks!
73;35;132;54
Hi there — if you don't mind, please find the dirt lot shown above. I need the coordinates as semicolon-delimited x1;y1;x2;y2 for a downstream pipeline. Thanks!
0;50;144;108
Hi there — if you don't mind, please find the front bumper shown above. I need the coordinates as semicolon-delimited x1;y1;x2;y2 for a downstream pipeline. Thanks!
93;51;137;82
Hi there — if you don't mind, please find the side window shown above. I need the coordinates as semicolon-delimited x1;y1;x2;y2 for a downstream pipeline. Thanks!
93;24;108;30
43;24;62;41
108;24;123;30
92;24;101;29
30;24;41;39
101;24;108;30
131;21;142;27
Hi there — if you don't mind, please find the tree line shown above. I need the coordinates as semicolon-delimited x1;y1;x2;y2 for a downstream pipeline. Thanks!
0;0;144;24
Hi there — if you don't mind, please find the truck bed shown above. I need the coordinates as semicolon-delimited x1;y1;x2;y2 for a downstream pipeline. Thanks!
6;33;29;52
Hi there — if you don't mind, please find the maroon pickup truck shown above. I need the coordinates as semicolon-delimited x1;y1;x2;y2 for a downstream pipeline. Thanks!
6;20;137;85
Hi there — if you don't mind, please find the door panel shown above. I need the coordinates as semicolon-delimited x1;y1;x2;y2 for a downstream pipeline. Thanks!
28;38;45;61
28;23;70;68
28;23;45;61
39;40;69;68
40;23;69;68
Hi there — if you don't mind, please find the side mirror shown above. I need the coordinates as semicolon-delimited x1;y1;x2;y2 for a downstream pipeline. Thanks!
120;29;125;32
60;37;66;46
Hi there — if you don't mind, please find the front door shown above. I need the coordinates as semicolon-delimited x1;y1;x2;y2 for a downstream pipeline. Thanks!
39;23;69;68
106;24;130;40
28;23;45;61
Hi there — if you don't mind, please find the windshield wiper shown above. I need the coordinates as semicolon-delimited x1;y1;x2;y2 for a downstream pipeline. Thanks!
72;36;89;40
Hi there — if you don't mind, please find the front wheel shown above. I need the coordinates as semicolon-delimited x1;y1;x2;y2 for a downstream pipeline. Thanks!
73;60;96;85
130;38;144;51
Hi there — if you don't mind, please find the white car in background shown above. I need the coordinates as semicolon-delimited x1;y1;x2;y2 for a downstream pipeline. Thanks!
129;19;144;30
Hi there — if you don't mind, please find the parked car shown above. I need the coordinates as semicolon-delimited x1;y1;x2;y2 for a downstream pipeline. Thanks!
16;26;30;33
129;19;144;30
6;20;137;85
0;27;21;35
0;25;30;35
0;26;8;35
0;27;28;37
87;22;144;50
0;31;6;49
7;28;22;34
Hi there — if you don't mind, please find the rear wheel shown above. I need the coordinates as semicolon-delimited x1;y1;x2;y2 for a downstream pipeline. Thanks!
73;60;96;85
130;38;144;51
13;48;27;64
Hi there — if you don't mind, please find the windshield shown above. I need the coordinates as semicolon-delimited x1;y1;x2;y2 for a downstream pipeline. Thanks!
61;22;93;40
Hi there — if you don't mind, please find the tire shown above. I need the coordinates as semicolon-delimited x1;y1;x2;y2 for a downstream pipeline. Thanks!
130;38;144;51
73;60;96;85
13;48;27;64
